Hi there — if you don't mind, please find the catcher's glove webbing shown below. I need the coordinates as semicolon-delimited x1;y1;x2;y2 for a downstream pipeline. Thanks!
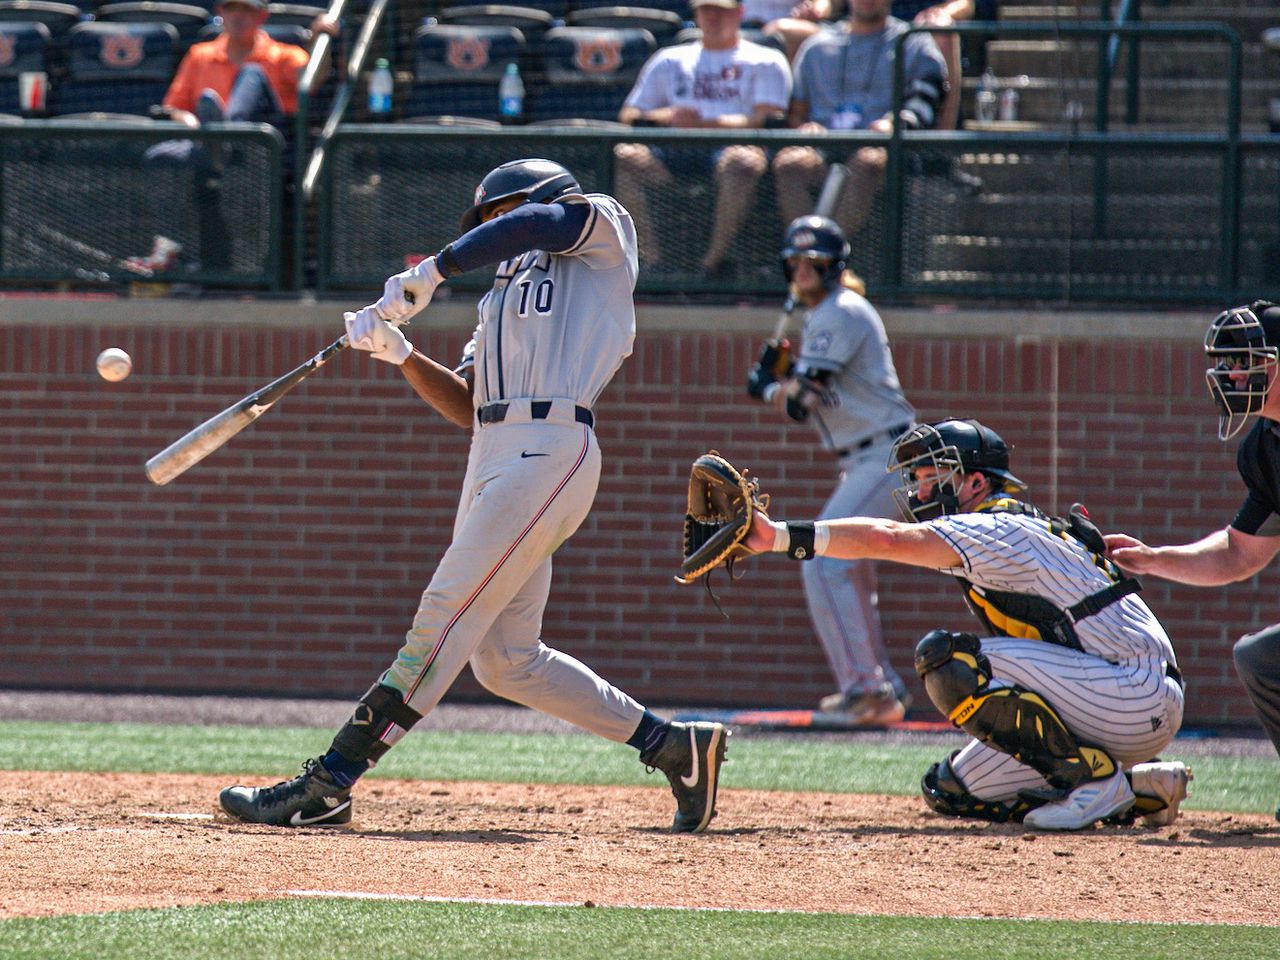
677;451;770;585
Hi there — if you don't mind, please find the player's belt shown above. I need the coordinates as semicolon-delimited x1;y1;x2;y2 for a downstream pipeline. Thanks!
1165;662;1184;689
835;422;912;458
476;400;594;429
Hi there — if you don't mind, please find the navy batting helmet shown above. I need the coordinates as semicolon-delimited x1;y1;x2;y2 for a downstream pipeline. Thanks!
459;158;581;232
1204;301;1280;440
888;419;1026;522
780;215;849;288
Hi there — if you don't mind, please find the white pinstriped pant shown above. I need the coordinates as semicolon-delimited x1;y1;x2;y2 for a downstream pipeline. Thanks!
379;406;644;745
949;637;1185;802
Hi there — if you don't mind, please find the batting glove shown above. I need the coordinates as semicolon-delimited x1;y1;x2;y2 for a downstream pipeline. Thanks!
375;255;444;324
345;306;413;365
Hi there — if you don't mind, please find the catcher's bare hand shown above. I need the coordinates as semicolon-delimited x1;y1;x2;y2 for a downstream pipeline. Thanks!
1103;533;1154;574
743;512;779;554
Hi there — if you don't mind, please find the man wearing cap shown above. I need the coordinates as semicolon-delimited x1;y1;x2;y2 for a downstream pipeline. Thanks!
615;0;791;277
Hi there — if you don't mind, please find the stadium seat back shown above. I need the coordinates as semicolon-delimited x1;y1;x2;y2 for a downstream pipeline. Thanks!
58;20;178;114
0;21;50;112
528;24;652;123
407;23;526;121
564;6;682;46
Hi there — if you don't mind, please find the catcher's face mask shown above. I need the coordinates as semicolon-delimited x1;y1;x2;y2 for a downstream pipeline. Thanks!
1205;306;1279;440
889;425;967;522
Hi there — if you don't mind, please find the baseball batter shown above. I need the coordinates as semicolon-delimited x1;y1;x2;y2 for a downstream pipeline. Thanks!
743;418;1193;830
748;215;915;724
219;159;727;833
1107;301;1280;822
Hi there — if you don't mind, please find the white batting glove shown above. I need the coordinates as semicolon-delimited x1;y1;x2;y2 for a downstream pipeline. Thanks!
344;306;412;365
374;255;444;324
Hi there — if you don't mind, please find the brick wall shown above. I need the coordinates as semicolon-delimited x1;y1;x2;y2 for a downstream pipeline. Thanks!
0;315;1270;727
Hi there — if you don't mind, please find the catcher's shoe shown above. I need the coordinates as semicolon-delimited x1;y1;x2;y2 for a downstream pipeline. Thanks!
219;757;352;827
818;684;910;727
641;721;728;833
1023;769;1136;831
1128;760;1193;827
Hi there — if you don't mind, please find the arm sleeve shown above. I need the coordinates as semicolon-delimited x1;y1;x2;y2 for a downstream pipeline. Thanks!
441;202;591;273
899;35;947;129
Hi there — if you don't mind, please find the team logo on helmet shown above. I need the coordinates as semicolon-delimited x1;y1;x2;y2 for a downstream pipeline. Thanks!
100;34;144;69
789;229;818;252
446;36;490;71
573;37;622;75
0;35;14;69
473;184;486;205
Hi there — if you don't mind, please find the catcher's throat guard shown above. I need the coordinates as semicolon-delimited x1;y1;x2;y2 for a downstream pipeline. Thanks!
677;451;769;584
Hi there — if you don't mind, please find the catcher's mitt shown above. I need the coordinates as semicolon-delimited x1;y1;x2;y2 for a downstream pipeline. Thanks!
677;451;770;585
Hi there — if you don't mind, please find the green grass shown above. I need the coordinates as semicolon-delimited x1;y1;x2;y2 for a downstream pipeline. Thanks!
0;720;1275;814
2;898;1278;960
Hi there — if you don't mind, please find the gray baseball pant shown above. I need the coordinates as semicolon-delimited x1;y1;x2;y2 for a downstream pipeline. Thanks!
1234;623;1280;757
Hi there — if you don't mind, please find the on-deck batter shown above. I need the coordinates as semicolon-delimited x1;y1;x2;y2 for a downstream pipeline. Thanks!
742;418;1193;830
747;215;914;724
218;158;728;833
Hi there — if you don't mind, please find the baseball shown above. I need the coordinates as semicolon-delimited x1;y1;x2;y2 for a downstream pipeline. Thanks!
96;347;132;382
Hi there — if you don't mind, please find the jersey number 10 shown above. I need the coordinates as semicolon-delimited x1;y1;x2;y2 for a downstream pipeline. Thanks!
516;279;555;316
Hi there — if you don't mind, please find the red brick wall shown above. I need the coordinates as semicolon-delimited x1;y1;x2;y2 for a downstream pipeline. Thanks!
0;320;1270;727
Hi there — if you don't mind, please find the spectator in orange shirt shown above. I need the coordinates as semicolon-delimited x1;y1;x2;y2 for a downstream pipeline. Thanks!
128;0;337;275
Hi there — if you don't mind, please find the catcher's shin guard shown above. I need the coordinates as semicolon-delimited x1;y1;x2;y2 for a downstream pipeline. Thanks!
329;682;423;765
921;754;1033;823
913;629;1117;794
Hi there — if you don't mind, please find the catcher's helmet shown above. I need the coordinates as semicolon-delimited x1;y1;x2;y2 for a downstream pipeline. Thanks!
1204;302;1280;440
459;158;582;232
888;419;1026;522
780;215;849;288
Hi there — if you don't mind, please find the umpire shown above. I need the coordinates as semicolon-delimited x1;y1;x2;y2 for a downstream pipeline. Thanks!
1107;300;1280;821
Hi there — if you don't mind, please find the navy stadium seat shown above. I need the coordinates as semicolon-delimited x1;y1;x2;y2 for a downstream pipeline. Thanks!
95;2;210;52
0;1;82;41
56;21;178;115
265;2;324;27
571;0;689;18
436;4;554;44
196;19;310;46
527;25;652;123
564;6;681;45
405;23;525;122
0;21;51;113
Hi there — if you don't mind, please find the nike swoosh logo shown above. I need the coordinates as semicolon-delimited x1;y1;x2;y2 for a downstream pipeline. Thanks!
680;727;701;789
289;799;350;826
520;451;548;458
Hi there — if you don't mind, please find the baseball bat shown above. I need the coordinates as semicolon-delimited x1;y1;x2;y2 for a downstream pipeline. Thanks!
144;334;351;486
771;162;851;341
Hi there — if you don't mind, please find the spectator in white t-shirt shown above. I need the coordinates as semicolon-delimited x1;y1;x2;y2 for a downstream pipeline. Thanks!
615;0;792;275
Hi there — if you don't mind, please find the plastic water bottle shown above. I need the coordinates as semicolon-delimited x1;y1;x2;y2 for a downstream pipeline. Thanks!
499;62;525;122
368;58;393;116
975;66;998;124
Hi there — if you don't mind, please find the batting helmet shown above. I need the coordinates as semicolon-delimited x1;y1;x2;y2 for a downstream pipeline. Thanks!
1204;302;1280;440
780;215;849;288
888;419;1027;522
459;158;582;232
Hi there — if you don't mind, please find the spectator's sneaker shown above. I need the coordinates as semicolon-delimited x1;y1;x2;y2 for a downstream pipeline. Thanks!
818;683;910;727
1128;760;1193;827
123;235;182;277
641;721;728;833
1023;769;1135;831
219;757;352;827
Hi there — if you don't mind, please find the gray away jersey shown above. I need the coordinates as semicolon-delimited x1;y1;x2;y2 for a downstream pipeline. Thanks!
926;511;1177;664
797;286;915;451
460;194;638;408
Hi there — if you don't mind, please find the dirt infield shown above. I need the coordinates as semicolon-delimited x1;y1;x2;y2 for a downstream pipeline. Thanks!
3;769;1279;925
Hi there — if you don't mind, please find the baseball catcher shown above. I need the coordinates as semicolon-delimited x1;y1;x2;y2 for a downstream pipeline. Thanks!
677;452;771;585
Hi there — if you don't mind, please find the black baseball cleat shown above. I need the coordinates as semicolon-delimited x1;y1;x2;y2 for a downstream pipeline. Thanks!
641;721;728;833
219;757;352;827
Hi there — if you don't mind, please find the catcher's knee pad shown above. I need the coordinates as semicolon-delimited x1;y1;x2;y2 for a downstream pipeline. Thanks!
329;682;423;765
921;755;1032;823
913;629;990;714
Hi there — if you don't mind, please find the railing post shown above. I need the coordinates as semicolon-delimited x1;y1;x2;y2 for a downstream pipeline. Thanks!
293;90;309;291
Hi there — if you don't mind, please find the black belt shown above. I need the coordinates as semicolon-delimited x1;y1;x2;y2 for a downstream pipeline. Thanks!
836;422;912;458
476;401;594;428
1165;662;1184;689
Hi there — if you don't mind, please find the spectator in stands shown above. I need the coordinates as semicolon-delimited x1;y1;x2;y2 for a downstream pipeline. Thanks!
891;1;975;132
771;0;946;241
743;0;838;63
614;0;791;277
126;0;338;274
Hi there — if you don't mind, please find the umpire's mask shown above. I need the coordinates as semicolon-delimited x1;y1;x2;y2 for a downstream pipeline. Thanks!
1205;304;1280;440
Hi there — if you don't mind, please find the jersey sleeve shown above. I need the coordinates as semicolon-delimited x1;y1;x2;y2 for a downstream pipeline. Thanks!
1230;426;1280;535
798;296;874;373
924;513;1040;579
558;195;631;271
1232;492;1280;536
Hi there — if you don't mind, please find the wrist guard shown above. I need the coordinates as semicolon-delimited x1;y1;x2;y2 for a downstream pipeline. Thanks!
785;521;817;560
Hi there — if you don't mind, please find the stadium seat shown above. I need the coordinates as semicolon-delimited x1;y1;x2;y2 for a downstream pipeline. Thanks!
405;23;526;122
196;19;310;47
56;21;178;116
527;25;653;123
435;5;555;45
0;21;51;113
264;2;323;27
571;0;689;18
95;2;210;52
564;6;682;46
0;1;82;41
